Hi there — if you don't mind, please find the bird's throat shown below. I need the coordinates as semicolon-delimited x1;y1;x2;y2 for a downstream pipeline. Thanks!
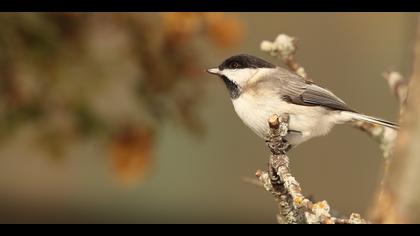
221;75;241;99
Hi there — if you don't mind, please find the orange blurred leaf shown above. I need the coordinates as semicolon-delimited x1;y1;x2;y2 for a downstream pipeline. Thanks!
109;126;154;187
204;13;244;49
160;13;202;44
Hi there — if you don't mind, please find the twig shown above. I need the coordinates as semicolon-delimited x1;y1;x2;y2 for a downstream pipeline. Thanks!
261;34;310;81
241;176;264;187
383;71;408;107
369;71;408;216
351;121;398;159
351;71;407;159
355;71;408;221
256;114;367;224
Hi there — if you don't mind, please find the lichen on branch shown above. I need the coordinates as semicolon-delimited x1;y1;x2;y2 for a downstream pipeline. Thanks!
261;34;309;80
256;114;366;224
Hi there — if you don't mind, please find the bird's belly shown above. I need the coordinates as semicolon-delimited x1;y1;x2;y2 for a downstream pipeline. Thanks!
232;96;338;146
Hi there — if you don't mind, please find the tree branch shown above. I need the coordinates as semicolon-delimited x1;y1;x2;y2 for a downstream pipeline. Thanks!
261;34;309;81
383;71;408;107
256;114;367;224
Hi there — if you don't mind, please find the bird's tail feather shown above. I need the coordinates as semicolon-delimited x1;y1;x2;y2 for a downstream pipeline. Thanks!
342;111;399;130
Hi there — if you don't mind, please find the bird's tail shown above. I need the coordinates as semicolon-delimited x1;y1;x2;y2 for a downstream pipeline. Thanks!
341;111;399;130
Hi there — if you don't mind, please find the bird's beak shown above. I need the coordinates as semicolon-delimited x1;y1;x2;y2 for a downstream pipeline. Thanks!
206;68;220;75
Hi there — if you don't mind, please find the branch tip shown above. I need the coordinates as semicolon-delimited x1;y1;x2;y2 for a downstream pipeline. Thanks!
268;114;280;129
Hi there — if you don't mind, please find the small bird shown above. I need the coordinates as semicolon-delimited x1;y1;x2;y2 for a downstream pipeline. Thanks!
207;54;398;150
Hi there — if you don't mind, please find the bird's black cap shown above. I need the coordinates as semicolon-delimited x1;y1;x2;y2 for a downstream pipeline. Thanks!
218;54;276;70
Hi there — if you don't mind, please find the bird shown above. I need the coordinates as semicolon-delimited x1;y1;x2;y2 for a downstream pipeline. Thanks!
207;54;398;151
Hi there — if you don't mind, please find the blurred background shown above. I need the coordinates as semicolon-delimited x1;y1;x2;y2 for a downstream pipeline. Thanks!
0;13;417;223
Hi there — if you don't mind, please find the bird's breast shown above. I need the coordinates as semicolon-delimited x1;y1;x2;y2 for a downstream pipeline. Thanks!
232;94;284;139
231;93;340;145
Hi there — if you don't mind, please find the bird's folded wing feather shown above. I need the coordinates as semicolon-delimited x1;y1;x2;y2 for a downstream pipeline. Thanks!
258;68;355;112
301;84;355;112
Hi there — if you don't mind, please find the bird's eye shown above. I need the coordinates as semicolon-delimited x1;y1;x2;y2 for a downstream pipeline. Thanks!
230;62;240;69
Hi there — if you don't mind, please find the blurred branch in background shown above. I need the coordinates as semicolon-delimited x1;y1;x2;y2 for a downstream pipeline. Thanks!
261;34;308;80
0;13;244;186
259;29;419;223
371;14;420;224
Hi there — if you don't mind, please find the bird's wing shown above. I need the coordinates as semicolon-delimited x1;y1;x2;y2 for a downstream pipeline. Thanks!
258;68;355;112
300;84;355;112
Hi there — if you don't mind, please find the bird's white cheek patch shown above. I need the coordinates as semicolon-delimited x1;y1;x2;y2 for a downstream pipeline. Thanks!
220;68;258;86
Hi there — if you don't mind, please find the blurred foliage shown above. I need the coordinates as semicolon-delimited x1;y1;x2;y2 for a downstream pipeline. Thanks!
110;125;154;186
0;13;244;185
